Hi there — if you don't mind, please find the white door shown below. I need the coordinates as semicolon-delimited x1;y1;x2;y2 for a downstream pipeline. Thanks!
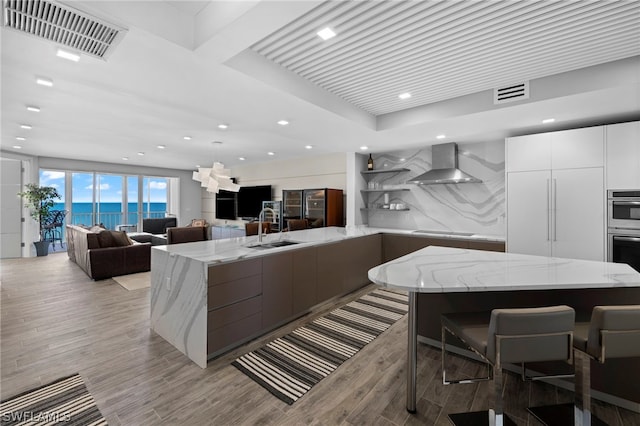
1;158;23;258
507;170;552;256
552;167;605;261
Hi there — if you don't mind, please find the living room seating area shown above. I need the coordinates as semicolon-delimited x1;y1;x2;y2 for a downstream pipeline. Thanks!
128;217;177;246
66;225;151;280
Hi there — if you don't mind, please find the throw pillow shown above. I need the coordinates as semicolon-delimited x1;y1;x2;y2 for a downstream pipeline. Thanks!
97;230;115;248
90;225;106;233
110;231;132;247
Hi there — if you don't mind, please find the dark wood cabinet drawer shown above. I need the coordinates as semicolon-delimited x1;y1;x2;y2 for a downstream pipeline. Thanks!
208;258;262;286
207;312;262;354
208;275;261;310
208;295;262;330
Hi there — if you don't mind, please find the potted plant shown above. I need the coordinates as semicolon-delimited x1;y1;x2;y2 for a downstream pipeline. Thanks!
17;183;61;256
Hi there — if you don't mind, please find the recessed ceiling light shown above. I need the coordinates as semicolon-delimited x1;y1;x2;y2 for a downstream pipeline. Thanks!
122;157;129;161
137;152;145;156
277;120;289;126
56;48;80;62
305;145;313;150
16;137;26;141
436;134;446;139
317;27;336;41
157;145;166;149
36;77;53;87
239;157;246;161
542;118;555;124
183;136;192;140
20;124;32;129
195;164;201;168
398;92;412;100
27;106;40;112
360;146;369;151
218;124;229;130
12;145;22;149
267;152;275;156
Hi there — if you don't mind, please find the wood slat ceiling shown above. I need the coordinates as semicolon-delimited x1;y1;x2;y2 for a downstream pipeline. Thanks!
251;0;640;116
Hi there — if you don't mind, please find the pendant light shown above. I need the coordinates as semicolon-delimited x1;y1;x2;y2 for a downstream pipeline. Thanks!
192;141;240;193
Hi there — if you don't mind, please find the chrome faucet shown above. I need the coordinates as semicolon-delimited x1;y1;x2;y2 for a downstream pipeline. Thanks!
257;207;276;243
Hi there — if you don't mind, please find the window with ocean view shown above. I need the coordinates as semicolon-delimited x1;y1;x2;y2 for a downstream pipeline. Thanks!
40;170;171;234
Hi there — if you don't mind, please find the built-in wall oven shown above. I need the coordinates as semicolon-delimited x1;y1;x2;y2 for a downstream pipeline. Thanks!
608;190;640;272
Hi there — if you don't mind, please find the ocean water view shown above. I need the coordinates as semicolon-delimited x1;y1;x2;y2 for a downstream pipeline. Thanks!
53;202;167;230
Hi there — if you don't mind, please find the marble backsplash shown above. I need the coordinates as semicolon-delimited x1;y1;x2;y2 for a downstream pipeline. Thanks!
364;141;505;237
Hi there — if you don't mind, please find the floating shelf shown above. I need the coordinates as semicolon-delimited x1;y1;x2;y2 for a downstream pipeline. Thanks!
360;188;410;193
360;168;410;176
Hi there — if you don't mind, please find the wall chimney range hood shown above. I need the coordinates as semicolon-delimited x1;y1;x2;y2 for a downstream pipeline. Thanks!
407;143;482;185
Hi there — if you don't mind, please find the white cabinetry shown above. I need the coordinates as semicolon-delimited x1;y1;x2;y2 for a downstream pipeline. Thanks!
606;121;640;190
506;127;605;261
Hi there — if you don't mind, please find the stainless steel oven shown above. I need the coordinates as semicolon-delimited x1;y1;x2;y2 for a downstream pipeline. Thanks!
608;228;640;272
608;190;640;229
608;190;640;272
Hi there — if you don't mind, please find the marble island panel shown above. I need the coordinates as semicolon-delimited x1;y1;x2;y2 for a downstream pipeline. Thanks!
368;245;640;293
151;226;504;265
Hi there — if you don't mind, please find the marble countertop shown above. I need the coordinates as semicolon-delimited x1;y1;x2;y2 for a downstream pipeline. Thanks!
368;246;640;293
152;226;504;265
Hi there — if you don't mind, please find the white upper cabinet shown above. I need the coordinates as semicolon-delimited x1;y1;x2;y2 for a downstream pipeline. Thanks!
551;127;604;169
506;133;551;172
606;121;640;190
507;127;603;172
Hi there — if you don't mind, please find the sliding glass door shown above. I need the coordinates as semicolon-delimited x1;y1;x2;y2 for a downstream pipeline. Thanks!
41;170;173;232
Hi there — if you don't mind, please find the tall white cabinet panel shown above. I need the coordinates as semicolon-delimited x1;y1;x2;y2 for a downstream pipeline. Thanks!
507;170;552;257
552;168;604;261
506;127;605;261
606;121;640;189
551;127;604;169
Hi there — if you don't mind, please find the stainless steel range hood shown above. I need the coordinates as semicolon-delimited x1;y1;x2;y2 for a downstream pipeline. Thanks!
407;143;482;185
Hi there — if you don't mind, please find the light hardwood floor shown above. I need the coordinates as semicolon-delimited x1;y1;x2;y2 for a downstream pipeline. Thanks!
1;253;639;425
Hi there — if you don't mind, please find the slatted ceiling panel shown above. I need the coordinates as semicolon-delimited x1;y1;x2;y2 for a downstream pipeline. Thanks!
338;7;637;101
3;0;125;59
251;0;640;116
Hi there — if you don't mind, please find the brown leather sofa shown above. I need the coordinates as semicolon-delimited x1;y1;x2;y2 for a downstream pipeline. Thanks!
66;225;151;280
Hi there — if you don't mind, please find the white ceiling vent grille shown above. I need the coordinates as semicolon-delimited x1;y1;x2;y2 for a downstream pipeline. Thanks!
2;0;126;59
494;82;530;105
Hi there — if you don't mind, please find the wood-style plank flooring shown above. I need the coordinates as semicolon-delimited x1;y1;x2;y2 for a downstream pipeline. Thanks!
1;253;639;425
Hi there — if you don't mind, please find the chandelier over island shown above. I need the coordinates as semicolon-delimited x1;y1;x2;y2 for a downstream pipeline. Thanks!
192;141;240;194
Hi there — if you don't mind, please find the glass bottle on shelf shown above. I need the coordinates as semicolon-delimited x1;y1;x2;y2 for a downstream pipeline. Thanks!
367;154;374;171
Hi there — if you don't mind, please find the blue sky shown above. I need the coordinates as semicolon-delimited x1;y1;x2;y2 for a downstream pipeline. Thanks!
40;170;168;203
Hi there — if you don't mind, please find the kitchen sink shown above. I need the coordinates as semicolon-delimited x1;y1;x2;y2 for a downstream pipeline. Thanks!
248;240;301;249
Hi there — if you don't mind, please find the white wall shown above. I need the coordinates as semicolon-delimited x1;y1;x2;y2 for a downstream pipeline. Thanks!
204;153;347;225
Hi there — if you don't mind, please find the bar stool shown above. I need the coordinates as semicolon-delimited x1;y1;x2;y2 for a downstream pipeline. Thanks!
441;305;575;426
528;305;640;426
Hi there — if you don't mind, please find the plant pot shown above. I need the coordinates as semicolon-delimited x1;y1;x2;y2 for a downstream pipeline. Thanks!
33;241;50;257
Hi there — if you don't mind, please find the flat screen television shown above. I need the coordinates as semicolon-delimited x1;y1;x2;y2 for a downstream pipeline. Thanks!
215;190;237;220
237;185;272;219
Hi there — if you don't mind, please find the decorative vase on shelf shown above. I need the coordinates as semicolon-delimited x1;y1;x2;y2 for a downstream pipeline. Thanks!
367;154;374;171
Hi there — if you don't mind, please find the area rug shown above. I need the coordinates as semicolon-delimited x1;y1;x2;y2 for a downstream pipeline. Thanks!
232;287;408;405
0;374;107;425
113;271;150;291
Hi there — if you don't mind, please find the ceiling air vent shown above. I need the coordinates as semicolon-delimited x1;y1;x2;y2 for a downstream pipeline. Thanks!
494;81;529;104
2;0;126;60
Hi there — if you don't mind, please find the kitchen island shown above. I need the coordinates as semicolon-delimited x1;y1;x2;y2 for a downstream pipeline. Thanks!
149;226;504;368
368;246;640;413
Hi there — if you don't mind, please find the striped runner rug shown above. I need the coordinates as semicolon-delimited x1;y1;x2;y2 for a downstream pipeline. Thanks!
0;374;107;425
232;287;408;405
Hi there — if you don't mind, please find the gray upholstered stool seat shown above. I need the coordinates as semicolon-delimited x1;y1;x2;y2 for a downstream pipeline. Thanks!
442;305;575;426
